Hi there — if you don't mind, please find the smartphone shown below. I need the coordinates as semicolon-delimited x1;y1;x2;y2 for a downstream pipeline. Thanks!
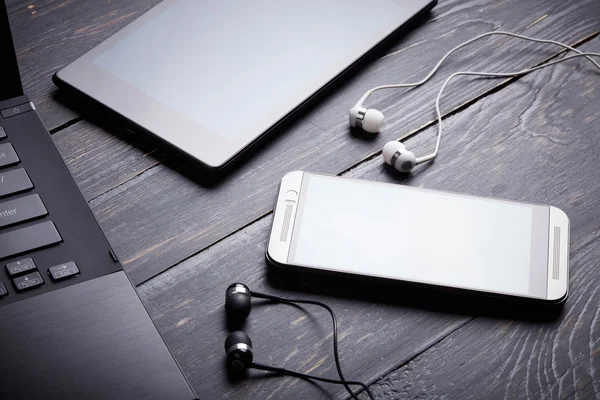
267;171;569;303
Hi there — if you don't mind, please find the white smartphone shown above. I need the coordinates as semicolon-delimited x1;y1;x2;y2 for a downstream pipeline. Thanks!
267;171;569;303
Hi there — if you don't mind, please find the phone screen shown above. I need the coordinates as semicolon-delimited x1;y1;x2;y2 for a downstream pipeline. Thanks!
288;174;550;299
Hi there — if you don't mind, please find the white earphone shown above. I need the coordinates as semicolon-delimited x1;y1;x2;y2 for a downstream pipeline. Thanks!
382;141;416;173
349;31;600;172
348;105;385;134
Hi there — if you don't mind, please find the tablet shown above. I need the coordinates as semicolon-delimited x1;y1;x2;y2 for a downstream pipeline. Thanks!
54;0;436;169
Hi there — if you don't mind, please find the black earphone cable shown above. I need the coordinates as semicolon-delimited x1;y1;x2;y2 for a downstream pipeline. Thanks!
252;291;375;400
251;362;372;394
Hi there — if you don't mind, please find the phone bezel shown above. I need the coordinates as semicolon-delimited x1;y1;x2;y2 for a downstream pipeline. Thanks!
267;171;569;303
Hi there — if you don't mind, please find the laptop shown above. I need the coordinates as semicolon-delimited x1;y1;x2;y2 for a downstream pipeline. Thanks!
0;3;197;399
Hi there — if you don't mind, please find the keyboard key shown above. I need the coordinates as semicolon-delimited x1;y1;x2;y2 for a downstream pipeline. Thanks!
0;282;7;297
0;143;19;168
1;102;33;119
12;271;44;292
0;221;61;260
48;261;79;281
6;258;37;277
0;168;33;198
0;194;47;229
0;126;6;139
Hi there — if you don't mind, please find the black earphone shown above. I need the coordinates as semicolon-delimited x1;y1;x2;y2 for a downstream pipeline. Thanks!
224;283;375;400
224;330;254;373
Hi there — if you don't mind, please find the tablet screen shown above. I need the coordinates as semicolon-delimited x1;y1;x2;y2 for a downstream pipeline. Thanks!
58;0;434;167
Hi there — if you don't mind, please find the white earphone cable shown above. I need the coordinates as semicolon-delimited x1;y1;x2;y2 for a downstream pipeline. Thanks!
415;51;600;164
356;31;600;107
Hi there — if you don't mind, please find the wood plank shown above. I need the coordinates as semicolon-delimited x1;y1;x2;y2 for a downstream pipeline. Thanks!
6;0;160;130
50;0;600;285
342;38;600;399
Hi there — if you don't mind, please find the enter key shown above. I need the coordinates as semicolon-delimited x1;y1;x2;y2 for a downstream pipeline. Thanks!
0;194;47;229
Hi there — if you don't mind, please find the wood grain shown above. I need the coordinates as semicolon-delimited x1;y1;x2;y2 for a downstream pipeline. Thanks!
345;38;600;400
6;0;160;130
49;0;600;285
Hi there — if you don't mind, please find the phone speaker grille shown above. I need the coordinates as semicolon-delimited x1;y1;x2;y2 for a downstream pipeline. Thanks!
280;204;293;242
552;226;560;280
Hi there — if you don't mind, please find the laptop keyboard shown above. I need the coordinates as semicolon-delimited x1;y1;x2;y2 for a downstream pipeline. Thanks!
0;116;79;298
0;97;121;307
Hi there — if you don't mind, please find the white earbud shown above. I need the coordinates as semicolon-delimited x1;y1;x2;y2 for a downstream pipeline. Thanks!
382;141;417;172
349;106;385;133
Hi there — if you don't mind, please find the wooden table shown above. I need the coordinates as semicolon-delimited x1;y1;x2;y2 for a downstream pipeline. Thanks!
7;0;600;398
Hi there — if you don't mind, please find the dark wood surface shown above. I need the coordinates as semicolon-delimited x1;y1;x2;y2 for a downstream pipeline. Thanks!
7;0;600;398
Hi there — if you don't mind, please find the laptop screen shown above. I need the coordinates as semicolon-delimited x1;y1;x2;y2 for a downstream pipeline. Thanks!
0;1;24;102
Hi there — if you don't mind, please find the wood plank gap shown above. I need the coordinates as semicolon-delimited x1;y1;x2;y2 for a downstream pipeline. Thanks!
88;162;163;208
134;209;273;287
48;116;83;135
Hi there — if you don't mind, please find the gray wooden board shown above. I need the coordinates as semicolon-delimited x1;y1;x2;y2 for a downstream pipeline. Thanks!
47;0;600;285
138;36;600;399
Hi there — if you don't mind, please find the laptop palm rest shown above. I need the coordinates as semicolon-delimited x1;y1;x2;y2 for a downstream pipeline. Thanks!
0;271;196;400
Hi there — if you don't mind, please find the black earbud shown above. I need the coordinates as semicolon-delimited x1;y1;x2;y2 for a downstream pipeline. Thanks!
224;331;254;373
225;283;280;324
225;283;252;322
